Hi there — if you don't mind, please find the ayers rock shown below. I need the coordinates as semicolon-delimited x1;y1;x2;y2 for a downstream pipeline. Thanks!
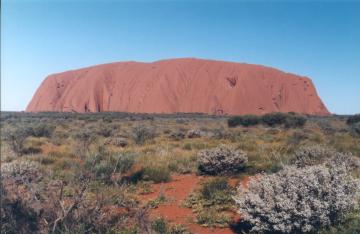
26;58;329;115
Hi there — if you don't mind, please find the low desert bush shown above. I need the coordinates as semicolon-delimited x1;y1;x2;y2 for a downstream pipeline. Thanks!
227;116;241;127
211;127;232;140
228;113;306;128
1;170;136;234
283;114;307;128
262;112;307;128
3;127;31;156
187;129;203;138
261;112;288;126
85;152;136;184
151;217;168;233
350;122;360;137
318;210;360;234
132;125;156;145
96;125;114;137
1;160;44;233
317;119;337;135
228;115;260;127
197;144;248;175
1;181;39;233
234;165;360;233
346;114;360;125
291;145;360;171
28;123;55;138
286;130;308;145
291;145;333;168
169;130;185;140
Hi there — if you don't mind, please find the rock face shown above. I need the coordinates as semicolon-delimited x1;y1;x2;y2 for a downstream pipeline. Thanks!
26;58;329;115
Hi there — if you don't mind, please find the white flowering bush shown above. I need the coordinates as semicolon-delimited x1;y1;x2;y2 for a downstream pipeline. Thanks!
291;145;333;168
291;145;360;171
233;165;360;233
197;144;248;175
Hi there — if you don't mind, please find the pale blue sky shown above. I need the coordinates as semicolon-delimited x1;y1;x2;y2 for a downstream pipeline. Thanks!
1;0;360;114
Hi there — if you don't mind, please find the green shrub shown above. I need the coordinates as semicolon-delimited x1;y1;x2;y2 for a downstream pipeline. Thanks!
347;114;360;125
350;122;360;137
261;112;288;126
227;116;241;127
228;113;306;128
152;217;168;233
284;114;307;128
227;115;259;127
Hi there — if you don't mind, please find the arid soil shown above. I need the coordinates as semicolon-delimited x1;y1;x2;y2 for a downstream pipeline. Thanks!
139;174;242;234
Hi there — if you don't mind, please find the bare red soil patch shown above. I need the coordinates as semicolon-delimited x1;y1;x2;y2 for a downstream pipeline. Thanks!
139;174;239;234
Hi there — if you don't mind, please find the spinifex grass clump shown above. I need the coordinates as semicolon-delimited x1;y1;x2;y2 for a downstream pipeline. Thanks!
197;144;248;175
132;125;156;145
85;151;136;184
200;177;232;202
142;166;171;183
184;177;234;227
234;164;360;233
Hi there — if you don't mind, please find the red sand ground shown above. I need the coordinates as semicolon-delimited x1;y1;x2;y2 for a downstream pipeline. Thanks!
139;174;245;234
27;58;329;115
